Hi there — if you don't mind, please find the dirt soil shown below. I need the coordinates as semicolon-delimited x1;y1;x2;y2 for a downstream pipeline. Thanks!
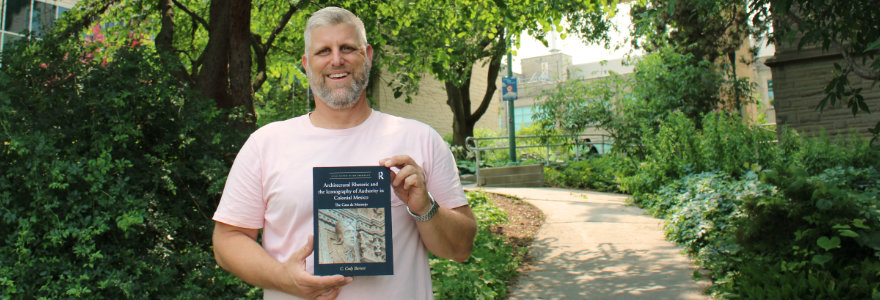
483;192;545;294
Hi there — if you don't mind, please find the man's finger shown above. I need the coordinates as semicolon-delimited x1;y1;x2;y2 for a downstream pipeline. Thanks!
292;235;314;261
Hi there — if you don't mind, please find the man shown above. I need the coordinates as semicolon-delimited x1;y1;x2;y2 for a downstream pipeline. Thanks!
211;6;477;300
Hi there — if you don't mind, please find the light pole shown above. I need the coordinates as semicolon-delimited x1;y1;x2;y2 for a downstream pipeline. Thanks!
505;36;517;163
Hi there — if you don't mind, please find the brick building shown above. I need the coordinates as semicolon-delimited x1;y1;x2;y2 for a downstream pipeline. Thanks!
766;41;880;139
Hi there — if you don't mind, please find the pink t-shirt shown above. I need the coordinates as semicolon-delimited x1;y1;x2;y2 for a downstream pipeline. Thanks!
213;110;468;300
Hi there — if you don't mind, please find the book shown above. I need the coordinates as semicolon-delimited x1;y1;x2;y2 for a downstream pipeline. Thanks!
313;166;394;276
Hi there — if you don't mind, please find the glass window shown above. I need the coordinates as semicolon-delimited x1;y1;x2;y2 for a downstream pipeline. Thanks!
57;5;67;18
3;32;22;49
31;2;56;38
4;0;30;34
514;105;536;132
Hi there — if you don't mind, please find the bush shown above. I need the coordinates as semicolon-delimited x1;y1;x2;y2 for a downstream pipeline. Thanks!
0;37;250;297
618;111;777;199
545;155;621;193
431;191;524;299
644;137;880;298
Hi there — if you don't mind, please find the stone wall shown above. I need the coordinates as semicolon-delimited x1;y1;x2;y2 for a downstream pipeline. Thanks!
766;44;880;138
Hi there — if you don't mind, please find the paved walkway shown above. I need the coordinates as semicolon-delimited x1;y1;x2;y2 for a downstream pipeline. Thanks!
469;187;710;300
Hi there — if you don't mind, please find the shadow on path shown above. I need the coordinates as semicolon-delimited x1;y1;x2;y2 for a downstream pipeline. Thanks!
474;187;709;300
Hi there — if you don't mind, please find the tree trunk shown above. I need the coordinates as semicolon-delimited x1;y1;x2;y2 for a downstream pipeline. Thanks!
444;47;504;147
196;0;231;110
229;0;255;123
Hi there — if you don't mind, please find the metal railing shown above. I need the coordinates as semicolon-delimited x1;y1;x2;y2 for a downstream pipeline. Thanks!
464;134;613;184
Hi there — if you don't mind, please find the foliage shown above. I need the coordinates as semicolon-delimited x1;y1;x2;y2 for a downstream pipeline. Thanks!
431;191;525;299
0;33;250;297
544;155;621;192
650;172;776;282
616;111;776;198
536;48;733;159
370;0;617;146
633;127;880;298
630;0;767;63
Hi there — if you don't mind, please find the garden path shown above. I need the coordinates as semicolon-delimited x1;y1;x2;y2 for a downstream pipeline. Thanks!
470;187;710;300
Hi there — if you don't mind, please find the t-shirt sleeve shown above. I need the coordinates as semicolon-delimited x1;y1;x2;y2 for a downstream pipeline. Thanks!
423;130;469;209
212;135;266;229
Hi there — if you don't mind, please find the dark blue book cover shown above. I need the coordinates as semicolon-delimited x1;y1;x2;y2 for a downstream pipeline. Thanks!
313;166;394;276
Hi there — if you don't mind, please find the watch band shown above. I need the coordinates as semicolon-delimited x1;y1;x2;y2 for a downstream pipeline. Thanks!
407;192;438;222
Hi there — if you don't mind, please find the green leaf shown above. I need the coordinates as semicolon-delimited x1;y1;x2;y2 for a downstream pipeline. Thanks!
839;229;860;238
812;253;833;265
865;39;880;52
817;236;841;251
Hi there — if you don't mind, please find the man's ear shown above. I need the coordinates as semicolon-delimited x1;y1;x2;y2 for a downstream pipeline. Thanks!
366;44;374;64
302;55;308;71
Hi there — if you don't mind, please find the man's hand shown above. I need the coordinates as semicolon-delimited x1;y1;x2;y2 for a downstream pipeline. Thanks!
379;155;431;215
379;155;477;262
281;236;353;299
212;223;352;299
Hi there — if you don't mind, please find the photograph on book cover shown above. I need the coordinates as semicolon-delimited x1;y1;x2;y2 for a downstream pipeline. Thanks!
317;208;387;264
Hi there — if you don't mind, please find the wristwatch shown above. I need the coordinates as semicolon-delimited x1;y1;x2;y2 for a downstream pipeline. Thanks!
407;192;438;222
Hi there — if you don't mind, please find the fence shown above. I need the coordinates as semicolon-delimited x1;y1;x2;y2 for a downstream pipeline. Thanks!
464;134;613;185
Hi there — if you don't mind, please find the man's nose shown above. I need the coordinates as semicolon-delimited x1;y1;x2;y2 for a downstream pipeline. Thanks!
330;49;345;66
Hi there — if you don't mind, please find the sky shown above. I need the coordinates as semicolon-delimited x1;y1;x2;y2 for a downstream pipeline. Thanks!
511;3;641;73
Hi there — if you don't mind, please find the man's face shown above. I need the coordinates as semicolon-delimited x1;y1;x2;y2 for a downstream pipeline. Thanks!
303;23;372;110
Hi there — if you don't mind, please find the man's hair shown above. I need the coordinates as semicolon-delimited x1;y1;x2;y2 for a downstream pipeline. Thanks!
304;7;368;55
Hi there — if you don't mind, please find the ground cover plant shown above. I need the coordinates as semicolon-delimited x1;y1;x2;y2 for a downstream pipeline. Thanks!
430;191;530;299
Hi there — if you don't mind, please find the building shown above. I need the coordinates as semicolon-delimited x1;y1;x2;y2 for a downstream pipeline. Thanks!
371;60;504;139
1;0;75;54
766;40;879;139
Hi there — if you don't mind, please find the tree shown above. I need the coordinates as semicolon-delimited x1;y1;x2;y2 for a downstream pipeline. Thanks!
369;0;616;146
535;48;726;159
630;0;768;111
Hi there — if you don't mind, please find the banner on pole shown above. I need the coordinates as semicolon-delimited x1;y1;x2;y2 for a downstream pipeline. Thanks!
502;77;518;101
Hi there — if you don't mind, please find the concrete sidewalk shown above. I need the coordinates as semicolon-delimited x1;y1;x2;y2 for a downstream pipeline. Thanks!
470;187;710;300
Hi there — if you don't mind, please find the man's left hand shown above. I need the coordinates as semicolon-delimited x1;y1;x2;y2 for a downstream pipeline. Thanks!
379;155;431;215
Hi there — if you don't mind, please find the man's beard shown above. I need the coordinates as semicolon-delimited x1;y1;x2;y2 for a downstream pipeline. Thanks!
308;60;371;110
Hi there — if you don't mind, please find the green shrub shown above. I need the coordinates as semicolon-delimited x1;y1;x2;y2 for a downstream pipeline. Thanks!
715;163;880;299
431;191;524;299
619;111;777;200
545;155;621;192
653;172;778;278
0;37;250;297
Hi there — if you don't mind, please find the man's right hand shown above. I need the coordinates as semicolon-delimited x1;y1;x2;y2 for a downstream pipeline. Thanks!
212;223;352;300
280;236;353;299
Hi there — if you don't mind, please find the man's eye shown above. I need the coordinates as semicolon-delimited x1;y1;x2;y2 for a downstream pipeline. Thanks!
317;49;330;55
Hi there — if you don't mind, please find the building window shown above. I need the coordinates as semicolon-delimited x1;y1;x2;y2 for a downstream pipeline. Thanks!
767;80;774;105
1;0;71;53
513;105;536;133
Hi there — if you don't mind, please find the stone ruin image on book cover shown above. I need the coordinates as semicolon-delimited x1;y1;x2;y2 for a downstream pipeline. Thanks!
313;166;394;276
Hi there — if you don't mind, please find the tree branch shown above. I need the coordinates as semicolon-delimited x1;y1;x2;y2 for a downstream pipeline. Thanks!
170;0;208;28
252;1;307;91
468;40;504;125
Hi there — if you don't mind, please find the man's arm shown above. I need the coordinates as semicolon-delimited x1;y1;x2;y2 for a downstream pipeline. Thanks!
380;156;477;262
212;222;353;299
412;204;476;262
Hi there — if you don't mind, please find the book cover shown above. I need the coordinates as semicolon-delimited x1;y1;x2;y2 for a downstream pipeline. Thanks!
313;166;394;276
